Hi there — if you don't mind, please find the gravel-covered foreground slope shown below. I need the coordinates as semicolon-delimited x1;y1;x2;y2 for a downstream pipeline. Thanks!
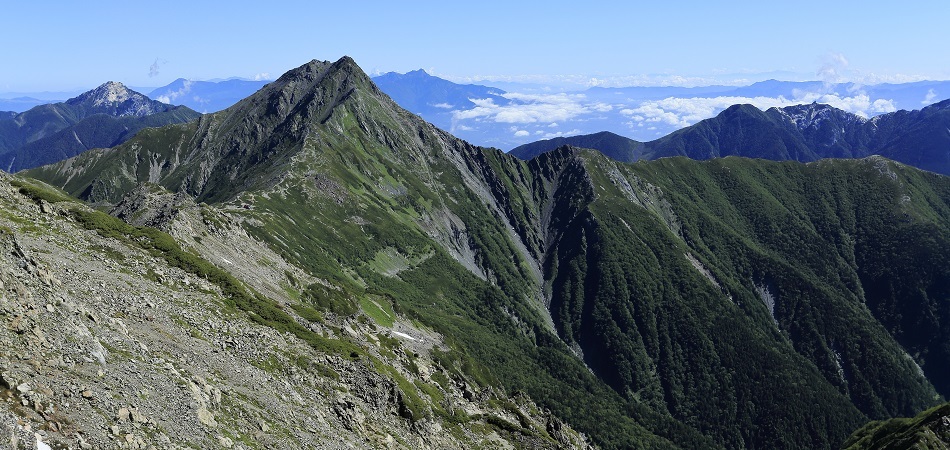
0;173;592;450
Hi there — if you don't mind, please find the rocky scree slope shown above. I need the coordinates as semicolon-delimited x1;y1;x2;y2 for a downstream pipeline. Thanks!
0;173;594;450
25;57;950;449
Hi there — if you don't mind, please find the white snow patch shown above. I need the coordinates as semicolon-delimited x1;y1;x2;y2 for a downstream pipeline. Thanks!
832;348;845;381
36;434;52;450
755;283;778;325
392;331;417;341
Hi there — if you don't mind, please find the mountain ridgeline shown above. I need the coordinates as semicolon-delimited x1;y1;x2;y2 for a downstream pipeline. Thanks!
510;101;950;176
26;57;950;449
0;82;199;172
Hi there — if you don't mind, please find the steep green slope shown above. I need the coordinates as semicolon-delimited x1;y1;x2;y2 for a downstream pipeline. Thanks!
629;156;950;401
545;152;947;447
25;57;950;449
843;403;950;450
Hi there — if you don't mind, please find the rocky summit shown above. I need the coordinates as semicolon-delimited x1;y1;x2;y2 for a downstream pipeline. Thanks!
12;56;950;449
65;81;161;117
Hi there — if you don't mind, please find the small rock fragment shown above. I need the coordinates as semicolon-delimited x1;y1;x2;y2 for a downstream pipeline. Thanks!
197;407;217;427
217;435;234;448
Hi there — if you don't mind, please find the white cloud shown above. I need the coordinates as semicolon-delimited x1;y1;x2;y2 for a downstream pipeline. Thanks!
442;72;761;89
149;58;167;78
543;129;582;139
514;130;530;137
452;92;612;125
923;89;937;105
548;122;559;127
155;80;194;105
818;52;849;83
432;103;454;109
253;72;271;81
850;73;933;85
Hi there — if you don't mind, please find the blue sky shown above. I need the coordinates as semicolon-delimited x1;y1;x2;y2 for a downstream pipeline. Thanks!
3;0;949;92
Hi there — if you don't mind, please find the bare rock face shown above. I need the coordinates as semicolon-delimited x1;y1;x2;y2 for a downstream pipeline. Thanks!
110;183;193;230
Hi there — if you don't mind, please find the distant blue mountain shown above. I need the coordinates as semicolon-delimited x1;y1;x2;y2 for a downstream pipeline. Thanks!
372;70;512;146
585;84;737;100
0;97;57;112
372;69;508;113
149;78;270;113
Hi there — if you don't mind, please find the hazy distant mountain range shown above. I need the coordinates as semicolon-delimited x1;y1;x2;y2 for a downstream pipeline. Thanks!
5;71;950;151
147;78;270;113
369;70;950;149
371;69;513;146
510;100;950;176
0;97;56;112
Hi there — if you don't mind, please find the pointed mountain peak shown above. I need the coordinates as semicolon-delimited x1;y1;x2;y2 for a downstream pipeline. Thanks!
277;59;332;82
89;81;133;103
231;56;380;120
264;56;376;98
70;81;138;105
275;56;362;81
66;82;170;117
